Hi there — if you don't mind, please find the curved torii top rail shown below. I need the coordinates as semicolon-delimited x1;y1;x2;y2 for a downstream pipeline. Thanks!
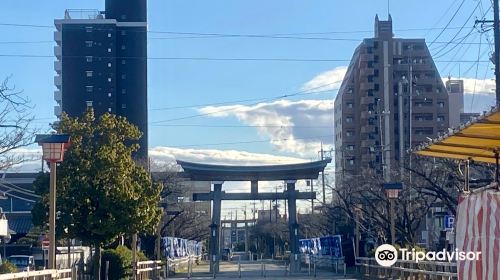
176;159;331;181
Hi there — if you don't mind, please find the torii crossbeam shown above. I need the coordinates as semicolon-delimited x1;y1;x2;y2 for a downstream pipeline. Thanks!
177;159;331;273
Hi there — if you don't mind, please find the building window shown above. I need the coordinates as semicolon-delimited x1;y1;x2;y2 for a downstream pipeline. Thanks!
346;117;353;123
108;93;112;97
121;30;127;36
121;14;127;20
121;74;126;80
86;71;93;77
347;145;355;151
86;56;93;62
346;131;354;137
108;108;112;112
85;41;93;47
347;159;355;166
122;89;126;94
108;63;112;68
86;86;93;93
121;60;126;65
347;102;353;108
108;78;112;82
85;27;93;33
108;33;112;38
108;48;112;53
438;101;445;108
86;101;93;107
121;45;126;50
437;116;445;122
122;104;126;109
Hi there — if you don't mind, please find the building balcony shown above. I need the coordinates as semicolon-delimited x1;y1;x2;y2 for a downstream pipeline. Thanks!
361;125;375;134
54;61;62;73
361;139;376;147
54;76;62;88
360;53;374;62
54;31;62;43
360;82;374;91
361;96;374;105
360;111;371;119
360;68;375;77
54;90;62;104
54;46;62;58
54;106;62;117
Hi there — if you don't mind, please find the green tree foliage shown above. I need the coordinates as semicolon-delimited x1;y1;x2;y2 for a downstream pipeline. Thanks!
32;109;162;278
101;245;148;280
0;261;17;274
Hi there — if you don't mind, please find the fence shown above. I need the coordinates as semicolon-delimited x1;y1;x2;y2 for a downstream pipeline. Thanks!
0;268;73;280
356;257;458;279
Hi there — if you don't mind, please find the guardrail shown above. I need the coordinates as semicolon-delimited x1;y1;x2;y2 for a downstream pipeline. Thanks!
0;268;73;280
355;257;458;279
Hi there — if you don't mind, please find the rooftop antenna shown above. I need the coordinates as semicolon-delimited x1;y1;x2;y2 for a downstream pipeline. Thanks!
387;0;390;18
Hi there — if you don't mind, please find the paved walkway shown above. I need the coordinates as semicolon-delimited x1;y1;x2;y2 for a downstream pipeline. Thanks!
169;260;361;279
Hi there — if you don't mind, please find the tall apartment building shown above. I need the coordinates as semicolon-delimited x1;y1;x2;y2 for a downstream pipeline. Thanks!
334;15;449;184
446;79;464;128
54;0;148;159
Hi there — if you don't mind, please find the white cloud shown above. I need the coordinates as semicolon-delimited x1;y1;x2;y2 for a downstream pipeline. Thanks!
198;99;333;155
444;77;495;95
149;146;306;168
302;66;347;93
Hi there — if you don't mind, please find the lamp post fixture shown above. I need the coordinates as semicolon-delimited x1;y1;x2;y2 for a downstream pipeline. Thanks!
35;134;70;269
383;182;402;245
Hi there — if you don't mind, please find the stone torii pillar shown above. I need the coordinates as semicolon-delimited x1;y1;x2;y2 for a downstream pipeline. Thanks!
286;180;300;272
209;181;223;273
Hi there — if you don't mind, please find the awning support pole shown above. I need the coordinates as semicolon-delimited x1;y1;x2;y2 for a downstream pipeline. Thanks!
495;151;499;186
464;159;470;194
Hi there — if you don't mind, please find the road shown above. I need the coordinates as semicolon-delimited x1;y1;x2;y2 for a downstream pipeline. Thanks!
168;260;361;279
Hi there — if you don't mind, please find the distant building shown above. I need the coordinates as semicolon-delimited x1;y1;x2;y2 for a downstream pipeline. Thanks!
0;173;39;241
54;0;148;159
334;15;450;184
446;79;464;128
460;112;481;124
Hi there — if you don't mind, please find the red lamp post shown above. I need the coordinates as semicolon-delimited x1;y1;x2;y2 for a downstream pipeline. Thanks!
35;134;70;269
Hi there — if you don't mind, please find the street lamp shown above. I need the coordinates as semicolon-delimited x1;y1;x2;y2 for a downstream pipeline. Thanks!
383;182;402;245
35;134;70;269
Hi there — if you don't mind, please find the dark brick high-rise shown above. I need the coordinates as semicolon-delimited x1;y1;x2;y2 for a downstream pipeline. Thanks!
54;0;148;160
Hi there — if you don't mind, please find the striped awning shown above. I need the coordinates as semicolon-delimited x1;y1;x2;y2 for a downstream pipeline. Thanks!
414;107;500;164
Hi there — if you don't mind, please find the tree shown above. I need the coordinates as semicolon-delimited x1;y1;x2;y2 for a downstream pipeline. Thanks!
32;109;162;279
0;77;37;170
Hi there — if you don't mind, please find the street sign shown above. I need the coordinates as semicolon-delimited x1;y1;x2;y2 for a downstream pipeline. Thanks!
42;238;49;248
444;215;455;230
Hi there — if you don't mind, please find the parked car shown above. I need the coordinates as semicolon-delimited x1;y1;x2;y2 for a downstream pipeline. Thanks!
7;255;35;272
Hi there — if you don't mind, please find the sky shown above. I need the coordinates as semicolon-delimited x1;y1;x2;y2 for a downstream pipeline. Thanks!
0;0;498;215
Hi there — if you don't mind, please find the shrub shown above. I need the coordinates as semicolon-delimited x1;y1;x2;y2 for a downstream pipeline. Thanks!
0;261;18;274
101;245;149;280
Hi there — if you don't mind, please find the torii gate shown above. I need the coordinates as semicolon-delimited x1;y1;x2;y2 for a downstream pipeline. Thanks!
177;159;331;273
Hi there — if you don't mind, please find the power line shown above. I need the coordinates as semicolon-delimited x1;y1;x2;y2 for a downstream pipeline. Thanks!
168;134;334;148
428;0;467;47
150;88;335;111
0;53;490;63
150;124;332;128
150;82;340;124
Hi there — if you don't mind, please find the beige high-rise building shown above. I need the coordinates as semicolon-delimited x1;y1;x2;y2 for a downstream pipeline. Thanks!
446;79;464;128
334;15;450;185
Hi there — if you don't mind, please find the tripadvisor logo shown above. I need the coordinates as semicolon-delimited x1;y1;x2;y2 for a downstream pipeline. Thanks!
375;244;482;267
375;244;398;267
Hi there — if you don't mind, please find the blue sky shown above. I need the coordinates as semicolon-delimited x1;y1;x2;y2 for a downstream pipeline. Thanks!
0;1;497;211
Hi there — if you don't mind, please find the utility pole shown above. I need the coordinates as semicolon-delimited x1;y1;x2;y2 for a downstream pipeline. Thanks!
476;0;500;106
320;143;326;205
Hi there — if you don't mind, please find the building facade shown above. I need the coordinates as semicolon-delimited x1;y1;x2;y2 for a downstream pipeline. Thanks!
54;0;148;159
446;79;464;128
334;15;450;184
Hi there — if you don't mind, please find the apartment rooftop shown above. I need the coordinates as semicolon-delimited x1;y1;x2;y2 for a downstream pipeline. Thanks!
63;9;104;20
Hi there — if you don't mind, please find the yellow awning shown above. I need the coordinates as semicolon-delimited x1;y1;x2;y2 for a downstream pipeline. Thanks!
413;107;500;164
